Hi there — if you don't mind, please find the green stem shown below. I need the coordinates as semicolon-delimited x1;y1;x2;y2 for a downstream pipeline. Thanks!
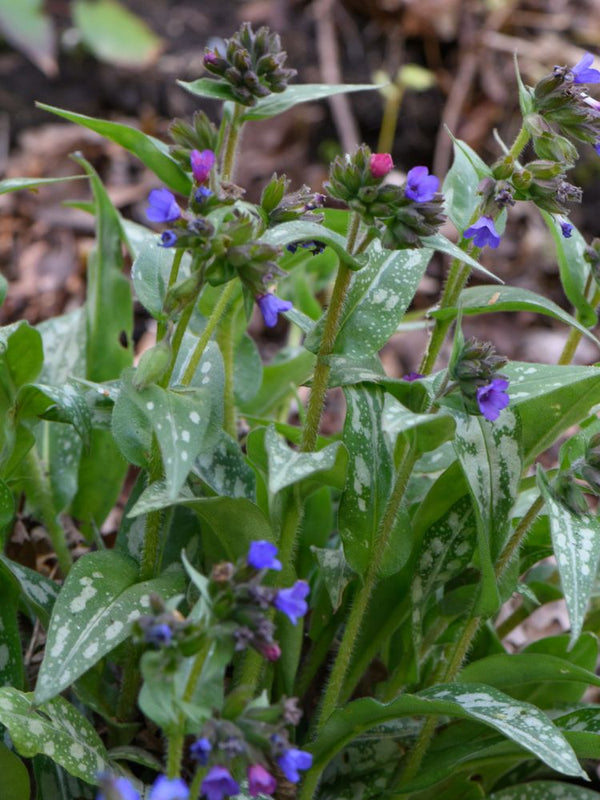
157;250;185;341
116;645;143;721
558;283;600;366
189;767;206;800
300;213;361;452
377;88;404;155
181;281;238;386
217;309;236;438
508;124;531;161
220;104;244;182
25;448;72;575
495;494;545;580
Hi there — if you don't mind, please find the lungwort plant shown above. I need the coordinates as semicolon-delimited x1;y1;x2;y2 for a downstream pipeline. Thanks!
3;23;600;800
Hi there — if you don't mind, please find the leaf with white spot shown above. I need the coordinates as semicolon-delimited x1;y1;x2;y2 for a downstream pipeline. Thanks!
116;371;212;500
452;408;522;614
16;381;92;447
443;135;493;232
537;468;600;646
489;782;600;800
305;242;433;358
265;426;347;495
311;546;355;612
0;555;59;627
193;429;256;500
382;395;455;455
0;688;109;784
35;549;185;704
0;563;24;688
338;386;405;577
32;755;95;800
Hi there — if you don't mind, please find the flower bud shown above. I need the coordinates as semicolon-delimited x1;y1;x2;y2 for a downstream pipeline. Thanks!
132;340;171;390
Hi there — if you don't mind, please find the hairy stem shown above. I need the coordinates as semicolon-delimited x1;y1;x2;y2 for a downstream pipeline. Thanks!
220;103;245;182
217;308;237;438
157;249;185;342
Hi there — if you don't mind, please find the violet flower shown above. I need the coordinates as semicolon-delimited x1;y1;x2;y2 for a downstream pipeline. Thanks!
463;215;501;249
571;52;600;84
403;371;424;382
404;166;439;203
476;378;510;421
159;231;178;248
256;294;293;327
145;623;172;647
97;774;140;800
191;149;215;183
370;153;394;178
148;776;189;800
247;764;277;797
190;737;212;766
277;748;313;783
560;219;573;238
146;188;181;223
274;580;309;625
200;766;240;800
248;540;282;571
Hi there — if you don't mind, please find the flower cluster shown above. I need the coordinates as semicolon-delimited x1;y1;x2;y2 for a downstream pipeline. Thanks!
97;773;189;800
325;145;445;248
203;22;296;106
449;338;510;422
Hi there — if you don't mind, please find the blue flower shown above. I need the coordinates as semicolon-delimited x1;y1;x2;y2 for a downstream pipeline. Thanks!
195;186;213;203
277;748;313;783
571;52;600;84
404;166;439;203
463;215;501;249
476;378;510;421
560;219;573;238
403;371;424;382
256;294;293;327
274;581;309;625
159;231;178;248
190;737;212;765
96;774;140;800
148;776;189;800
145;623;172;647
248;540;282;571
146;188;181;223
200;766;240;800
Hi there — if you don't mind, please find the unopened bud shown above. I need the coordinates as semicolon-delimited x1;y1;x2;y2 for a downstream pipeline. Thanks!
132;340;171;390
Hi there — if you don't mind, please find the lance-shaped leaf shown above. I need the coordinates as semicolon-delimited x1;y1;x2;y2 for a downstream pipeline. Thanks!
16;382;92;447
431;284;600;348
505;361;600;464
264;426;347;495
541;211;596;328
35;550;184;704
0;175;86;195
0;689;109;784
0;564;24;688
537;468;600;646
452;408;522;613
423;232;501;282
305;242;433;358
311;546;355;613
489;782;600;800
309;683;586;781
33;755;96;800
38;103;191;195
130;238;174;320
443;134;494;232
194;429;256;501
0;555;58;627
239;349;316;417
0;741;30;800
382;396;455;455
259;221;364;271
338;385;405;576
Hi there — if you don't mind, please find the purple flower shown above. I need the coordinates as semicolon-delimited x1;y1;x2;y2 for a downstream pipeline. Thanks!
200;766;240;800
256;294;293;327
248;540;282;571
403;371;424;382
571;52;600;84
595;139;600;156
97;774;140;800
476;378;510;421
159;231;178;248
404;166;439;203
248;764;277;797
190;737;212;765
463;215;501;249
274;580;309;625
191;149;215;183
145;623;172;647
560;219;573;238
146;188;181;223
148;776;189;800
277;748;313;783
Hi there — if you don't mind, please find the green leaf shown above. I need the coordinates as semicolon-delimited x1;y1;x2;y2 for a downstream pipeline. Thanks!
382;397;455;455
338;386;407;576
0;0;56;76
0;742;30;800
130;238;174;319
259;221;364;271
443;135;493;232
310;683;586;781
0;321;44;388
233;335;263;406
0;175;85;195
0;555;59;627
264;426;346;495
239;348;315;417
72;0;162;67
0;564;24;687
311;546;355;612
537;468;600;646
0;689;109;784
194;430;256;501
490;782;600;800
35;549;184;703
16;381;92;446
514;54;535;117
430;284;600;347
32;756;95;800
176;78;240;103
306;242;433;358
0;477;15;542
504;361;600;465
37;103;191;195
541;211;596;328
423;233;501;282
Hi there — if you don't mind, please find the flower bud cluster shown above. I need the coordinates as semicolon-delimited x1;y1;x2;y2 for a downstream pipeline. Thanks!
203;23;296;106
325;145;445;248
169;111;219;172
448;338;510;422
260;173;325;226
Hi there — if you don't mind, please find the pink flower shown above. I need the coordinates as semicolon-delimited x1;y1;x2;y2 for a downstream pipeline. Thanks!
190;149;215;183
248;765;277;797
370;153;394;178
